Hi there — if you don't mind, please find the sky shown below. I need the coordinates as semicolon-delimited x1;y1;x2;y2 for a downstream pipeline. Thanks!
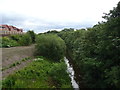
0;0;119;33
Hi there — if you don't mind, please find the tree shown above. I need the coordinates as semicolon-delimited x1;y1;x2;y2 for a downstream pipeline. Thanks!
27;30;36;43
35;34;66;61
103;1;120;20
19;33;32;46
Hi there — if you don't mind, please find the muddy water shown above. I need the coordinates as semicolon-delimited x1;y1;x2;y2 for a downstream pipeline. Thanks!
64;57;79;89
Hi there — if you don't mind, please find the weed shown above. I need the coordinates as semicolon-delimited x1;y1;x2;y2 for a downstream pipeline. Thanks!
2;57;72;88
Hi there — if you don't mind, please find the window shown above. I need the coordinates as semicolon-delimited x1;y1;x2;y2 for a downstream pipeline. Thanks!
2;26;6;28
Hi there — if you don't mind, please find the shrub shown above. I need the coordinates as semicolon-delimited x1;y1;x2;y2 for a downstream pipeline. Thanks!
0;37;2;48
10;35;22;42
2;37;19;47
2;58;72;88
35;34;66;61
27;30;36;43
2;75;16;88
105;66;120;88
49;62;72;88
19;33;32;46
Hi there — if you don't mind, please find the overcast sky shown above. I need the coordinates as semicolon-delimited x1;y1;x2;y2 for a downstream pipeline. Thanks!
0;0;119;33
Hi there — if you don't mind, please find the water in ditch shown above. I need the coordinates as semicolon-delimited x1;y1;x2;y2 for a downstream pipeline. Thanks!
64;57;79;90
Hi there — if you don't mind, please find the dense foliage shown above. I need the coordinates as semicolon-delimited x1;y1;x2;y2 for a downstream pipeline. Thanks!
1;31;36;48
58;2;120;88
1;36;19;47
1;1;120;89
2;57;72;88
18;33;32;46
35;34;66;61
27;30;36;43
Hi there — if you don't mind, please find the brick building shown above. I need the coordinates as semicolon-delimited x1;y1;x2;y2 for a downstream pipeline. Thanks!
0;25;24;36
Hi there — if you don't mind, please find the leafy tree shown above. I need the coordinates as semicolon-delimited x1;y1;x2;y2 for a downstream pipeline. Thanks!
19;33;32;46
61;28;74;32
27;30;36;43
10;35;22;42
45;30;59;34
103;1;120;20
35;34;66;61
57;1;120;88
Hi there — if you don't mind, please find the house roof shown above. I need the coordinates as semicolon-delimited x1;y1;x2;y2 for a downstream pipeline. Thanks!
0;25;23;32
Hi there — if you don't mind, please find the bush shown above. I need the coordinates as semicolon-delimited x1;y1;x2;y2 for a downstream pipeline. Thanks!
10;35;22;42
2;37;19;47
2;75;16;88
27;30;36;43
49;62;72;88
19;34;32;46
2;57;72;88
1;34;32;47
35;34;66;61
0;37;2;48
105;66;120;88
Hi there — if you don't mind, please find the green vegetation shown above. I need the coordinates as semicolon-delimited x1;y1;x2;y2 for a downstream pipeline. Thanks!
2;57;72;88
10;34;22;42
0;37;2;47
21;57;31;61
1;36;19;47
2;57;31;71
0;31;36;48
35;34;66;61
27;30;36;43
18;33;32;46
57;1;120;88
2;1;120;89
2;33;71;88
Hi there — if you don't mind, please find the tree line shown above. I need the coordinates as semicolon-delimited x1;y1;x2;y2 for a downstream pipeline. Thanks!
55;1;120;88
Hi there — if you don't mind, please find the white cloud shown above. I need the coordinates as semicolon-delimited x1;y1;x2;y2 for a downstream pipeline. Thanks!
0;0;119;33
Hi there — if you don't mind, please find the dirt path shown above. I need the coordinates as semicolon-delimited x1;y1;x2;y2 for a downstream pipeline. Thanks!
2;45;35;68
2;59;32;78
1;44;35;78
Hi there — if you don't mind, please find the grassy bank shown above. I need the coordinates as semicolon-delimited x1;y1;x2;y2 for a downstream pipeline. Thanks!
2;57;72;88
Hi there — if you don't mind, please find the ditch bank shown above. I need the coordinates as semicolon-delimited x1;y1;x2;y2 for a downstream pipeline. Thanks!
65;50;84;88
64;57;79;89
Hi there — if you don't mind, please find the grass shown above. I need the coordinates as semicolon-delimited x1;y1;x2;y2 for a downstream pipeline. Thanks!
2;57;31;71
2;57;72;88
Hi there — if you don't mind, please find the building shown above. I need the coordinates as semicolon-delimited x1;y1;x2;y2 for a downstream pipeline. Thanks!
0;25;24;36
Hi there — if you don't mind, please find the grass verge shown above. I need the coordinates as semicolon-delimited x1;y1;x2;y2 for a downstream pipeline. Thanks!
2;57;72;88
